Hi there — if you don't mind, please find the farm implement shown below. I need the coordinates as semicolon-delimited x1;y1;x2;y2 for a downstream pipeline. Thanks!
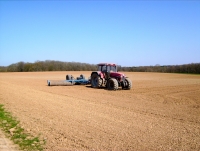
47;74;90;86
47;63;132;90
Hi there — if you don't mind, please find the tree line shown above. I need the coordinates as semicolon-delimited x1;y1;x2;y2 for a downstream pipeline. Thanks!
0;61;97;72
0;60;199;74
119;63;200;74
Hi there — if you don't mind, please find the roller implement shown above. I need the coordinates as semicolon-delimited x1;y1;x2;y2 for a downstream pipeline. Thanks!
47;74;90;86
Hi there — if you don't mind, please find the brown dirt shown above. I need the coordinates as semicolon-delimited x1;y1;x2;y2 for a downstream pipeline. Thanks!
0;72;200;151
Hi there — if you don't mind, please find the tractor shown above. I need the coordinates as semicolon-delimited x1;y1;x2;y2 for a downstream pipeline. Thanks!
91;63;132;90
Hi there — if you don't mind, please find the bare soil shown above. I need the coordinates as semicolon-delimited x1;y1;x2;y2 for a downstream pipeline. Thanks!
0;72;200;151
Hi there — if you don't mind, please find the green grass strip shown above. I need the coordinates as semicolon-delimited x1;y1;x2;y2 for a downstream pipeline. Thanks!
0;104;46;150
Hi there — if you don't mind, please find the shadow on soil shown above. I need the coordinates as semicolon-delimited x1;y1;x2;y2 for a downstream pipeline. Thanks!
46;85;125;91
85;86;124;91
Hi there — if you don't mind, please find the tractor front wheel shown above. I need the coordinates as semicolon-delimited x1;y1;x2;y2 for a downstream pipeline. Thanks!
91;73;102;88
122;78;132;90
107;78;118;90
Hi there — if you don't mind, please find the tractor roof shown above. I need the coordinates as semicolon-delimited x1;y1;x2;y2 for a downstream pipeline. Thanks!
98;63;116;66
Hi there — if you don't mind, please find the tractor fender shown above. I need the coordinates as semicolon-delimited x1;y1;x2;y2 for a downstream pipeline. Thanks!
91;71;104;79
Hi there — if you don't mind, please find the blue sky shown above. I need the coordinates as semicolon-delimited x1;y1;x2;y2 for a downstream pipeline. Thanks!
0;1;199;67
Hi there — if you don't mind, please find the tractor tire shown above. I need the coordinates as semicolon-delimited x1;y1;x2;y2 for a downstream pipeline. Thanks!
123;78;132;90
91;73;102;88
107;78;118;90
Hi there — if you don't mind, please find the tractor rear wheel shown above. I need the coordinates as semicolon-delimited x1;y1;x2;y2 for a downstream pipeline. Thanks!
107;78;118;90
123;78;132;90
91;73;102;88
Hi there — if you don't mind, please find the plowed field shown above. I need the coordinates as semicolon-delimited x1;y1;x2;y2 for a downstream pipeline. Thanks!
0;72;200;151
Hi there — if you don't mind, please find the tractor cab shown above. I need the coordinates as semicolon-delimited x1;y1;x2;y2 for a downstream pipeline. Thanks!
97;63;117;73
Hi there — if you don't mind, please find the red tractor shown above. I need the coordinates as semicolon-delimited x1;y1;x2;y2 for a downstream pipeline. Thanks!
91;63;132;90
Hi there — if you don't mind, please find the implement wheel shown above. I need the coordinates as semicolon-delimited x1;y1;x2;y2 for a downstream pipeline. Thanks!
66;75;72;80
91;73;102;88
107;78;118;90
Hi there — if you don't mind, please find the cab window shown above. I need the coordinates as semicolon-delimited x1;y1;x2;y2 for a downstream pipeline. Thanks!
98;66;102;71
102;66;107;72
